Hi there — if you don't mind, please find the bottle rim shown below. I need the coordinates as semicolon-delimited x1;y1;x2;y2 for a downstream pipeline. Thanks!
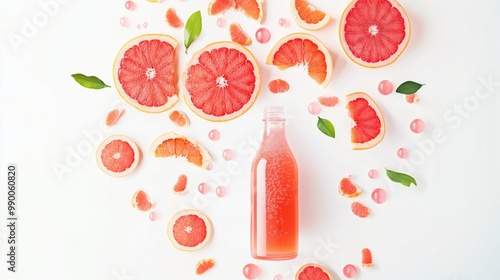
263;106;286;121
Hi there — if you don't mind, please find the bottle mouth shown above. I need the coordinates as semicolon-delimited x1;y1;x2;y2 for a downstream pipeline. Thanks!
263;106;286;121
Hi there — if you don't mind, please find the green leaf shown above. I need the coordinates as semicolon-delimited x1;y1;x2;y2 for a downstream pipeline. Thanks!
396;81;425;95
385;168;417;187
184;10;202;54
71;74;110;89
317;117;335;138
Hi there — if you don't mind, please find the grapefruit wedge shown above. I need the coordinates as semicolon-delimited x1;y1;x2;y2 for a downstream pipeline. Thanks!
96;135;140;177
113;34;178;113
339;177;362;198
167;209;213;251
182;41;260;122
150;132;211;169
339;0;411;68
295;263;333;280
267;33;333;88
291;0;331;30
346;92;385;150
131;190;153;211
208;0;264;22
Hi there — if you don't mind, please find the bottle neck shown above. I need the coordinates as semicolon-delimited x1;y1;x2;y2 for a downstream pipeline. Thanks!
261;106;287;142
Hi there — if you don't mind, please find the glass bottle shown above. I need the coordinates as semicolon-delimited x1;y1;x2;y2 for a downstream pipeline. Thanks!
251;106;298;260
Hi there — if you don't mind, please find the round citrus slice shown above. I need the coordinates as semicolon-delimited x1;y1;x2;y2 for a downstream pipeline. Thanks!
208;0;264;22
230;23;251;46
351;201;370;218
182;41;260;122
167;209;213;251
165;8;183;28
295;263;333;280
96;135;140;177
150;132;211;169
339;0;411;68
172;174;188;194
339;177;362;198
291;0;331;30
267;33;333;88
195;258;215;275
268;79;290;94
345;92;385;150
113;34;178;113
131;190;152;211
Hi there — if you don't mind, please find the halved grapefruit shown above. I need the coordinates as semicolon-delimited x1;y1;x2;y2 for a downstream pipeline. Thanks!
167;209;213;251
96;135;140;177
150;132;211;169
182;41;260;122
339;0;411;68
291;0;331;30
208;0;264;22
346;92;385;150
113;34;178;113
131;190;153;211
339;177;362;198
295;263;333;280
267;33;333;88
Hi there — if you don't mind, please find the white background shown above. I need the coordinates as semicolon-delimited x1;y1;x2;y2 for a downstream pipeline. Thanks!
1;0;500;279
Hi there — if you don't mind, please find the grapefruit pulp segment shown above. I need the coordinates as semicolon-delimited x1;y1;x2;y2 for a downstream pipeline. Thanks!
195;258;215;275
166;8;183;28
267;33;333;88
182;42;260;121
113;34;178;113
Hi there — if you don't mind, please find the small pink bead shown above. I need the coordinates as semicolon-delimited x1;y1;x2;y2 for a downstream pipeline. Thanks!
278;18;288;27
119;16;130;27
125;1;136;10
397;148;409;159
378;80;393;95
343;264;358;278
198;183;209;194
348;174;355;180
208;129;220;141
410;119;425;133
222;149;234;161
243;263;260;279
308;101;322;115
368;169;378;179
372;188;387;204
274;274;285;280
216;186;226;197
136;23;142;29
216;18;226;28
142;22;148;28
255;28;271;44
149;211;158;221
206;161;213;171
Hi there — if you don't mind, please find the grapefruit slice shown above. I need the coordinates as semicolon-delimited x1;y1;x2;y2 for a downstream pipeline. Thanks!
267;33;333;88
208;0;264;22
131;190;153;211
291;0;331;30
168;110;190;127
318;96;339;107
295;263;333;280
167;209;213;251
113;34;178;113
339;177;362;198
345;92;385;150
182;41;260;122
362;248;373;267
230;23;251;46
150;132;211;169
339;0;411;68
351;201;370;218
173;174;188;194
268;79;290;94
105;107;124;126
165;8;183;28
96;135;140;177
195;258;215;275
